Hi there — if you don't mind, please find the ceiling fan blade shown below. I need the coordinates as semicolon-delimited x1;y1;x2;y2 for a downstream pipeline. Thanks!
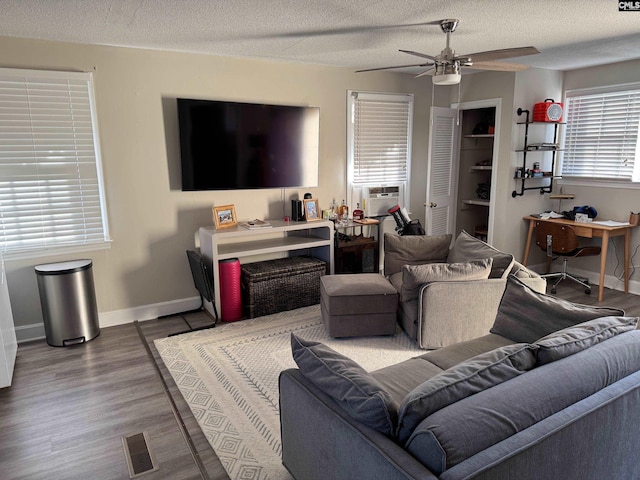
465;61;531;72
252;21;440;39
356;63;433;73
415;66;436;78
463;46;540;63
399;49;437;61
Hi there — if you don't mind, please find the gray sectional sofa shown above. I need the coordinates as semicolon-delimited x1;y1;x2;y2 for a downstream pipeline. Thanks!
279;276;640;479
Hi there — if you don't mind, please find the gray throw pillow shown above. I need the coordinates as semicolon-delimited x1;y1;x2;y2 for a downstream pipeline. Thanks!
290;333;396;436
491;276;626;343
400;258;493;302
396;343;537;444
447;230;515;278
534;316;638;365
383;233;452;276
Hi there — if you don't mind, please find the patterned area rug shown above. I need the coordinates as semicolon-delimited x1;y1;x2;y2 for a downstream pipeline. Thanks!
155;305;423;480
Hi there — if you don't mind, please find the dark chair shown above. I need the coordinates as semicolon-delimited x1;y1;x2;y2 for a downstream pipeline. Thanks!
162;250;218;336
535;221;601;294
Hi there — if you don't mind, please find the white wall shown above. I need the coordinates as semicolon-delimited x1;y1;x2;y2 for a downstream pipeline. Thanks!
0;36;430;339
509;68;564;262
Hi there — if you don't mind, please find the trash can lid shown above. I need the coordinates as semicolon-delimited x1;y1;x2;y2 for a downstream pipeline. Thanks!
35;259;93;275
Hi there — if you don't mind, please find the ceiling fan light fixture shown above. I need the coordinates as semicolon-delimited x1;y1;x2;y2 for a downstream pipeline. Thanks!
432;72;461;85
432;62;461;85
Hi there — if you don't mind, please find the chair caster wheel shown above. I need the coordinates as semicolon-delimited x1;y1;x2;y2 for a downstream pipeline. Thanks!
551;288;557;294
585;288;591;295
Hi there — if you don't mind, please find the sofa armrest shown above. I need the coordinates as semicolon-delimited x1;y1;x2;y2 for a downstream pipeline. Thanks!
280;369;438;480
416;279;507;349
510;261;547;294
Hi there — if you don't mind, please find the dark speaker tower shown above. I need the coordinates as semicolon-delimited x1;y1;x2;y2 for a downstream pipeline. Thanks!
291;200;303;221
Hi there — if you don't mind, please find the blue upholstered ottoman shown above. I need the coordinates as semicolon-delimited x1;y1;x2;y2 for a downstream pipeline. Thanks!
320;274;398;337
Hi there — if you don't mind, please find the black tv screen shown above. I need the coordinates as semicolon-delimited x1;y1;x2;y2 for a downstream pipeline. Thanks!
177;98;320;190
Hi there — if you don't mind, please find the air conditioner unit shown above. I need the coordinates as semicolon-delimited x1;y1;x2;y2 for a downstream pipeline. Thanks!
362;185;404;217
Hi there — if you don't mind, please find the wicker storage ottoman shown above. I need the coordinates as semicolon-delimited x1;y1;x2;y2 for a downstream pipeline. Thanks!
320;274;398;338
241;256;326;318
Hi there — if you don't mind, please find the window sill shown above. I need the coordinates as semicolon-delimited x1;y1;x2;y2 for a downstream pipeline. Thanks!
2;241;112;262
558;178;640;190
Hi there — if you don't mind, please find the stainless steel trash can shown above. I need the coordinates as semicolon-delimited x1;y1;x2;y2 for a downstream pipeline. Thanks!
35;259;100;347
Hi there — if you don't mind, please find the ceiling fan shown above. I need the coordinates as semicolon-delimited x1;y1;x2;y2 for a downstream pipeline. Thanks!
357;19;540;85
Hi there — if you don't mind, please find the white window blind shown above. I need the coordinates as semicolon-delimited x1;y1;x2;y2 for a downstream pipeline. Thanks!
561;86;640;182
349;92;413;185
0;68;110;256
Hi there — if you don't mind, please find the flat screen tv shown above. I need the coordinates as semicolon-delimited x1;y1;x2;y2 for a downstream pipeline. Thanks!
177;98;320;190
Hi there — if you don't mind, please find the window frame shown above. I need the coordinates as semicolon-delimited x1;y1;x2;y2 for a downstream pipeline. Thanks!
347;90;413;209
559;82;640;188
0;67;111;260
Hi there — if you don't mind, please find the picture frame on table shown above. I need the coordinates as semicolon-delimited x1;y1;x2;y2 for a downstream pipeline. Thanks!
213;204;238;229
303;198;321;221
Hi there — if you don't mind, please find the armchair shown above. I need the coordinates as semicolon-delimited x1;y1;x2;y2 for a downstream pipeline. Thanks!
384;231;546;349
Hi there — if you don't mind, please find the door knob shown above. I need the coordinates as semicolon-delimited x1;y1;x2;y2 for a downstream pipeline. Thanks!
429;202;437;208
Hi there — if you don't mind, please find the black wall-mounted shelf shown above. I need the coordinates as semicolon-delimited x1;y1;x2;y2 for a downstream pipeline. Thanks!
512;108;563;198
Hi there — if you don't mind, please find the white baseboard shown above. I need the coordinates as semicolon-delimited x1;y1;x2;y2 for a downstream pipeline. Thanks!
15;324;46;343
98;295;201;327
16;295;201;344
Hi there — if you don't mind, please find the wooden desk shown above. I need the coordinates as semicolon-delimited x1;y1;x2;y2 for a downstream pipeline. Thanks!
522;215;634;302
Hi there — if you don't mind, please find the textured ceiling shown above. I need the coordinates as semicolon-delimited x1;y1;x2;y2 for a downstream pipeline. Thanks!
1;0;640;73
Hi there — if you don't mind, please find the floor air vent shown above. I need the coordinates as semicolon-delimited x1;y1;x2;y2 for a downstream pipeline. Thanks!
122;431;158;478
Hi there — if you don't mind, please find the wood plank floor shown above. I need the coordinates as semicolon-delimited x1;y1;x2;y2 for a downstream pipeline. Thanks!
0;311;229;480
0;282;638;479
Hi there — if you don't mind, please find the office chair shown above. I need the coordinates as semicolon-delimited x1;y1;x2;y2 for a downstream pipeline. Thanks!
535;221;601;294
161;250;218;336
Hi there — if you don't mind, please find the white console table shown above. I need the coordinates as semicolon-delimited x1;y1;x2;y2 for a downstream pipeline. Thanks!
198;220;334;317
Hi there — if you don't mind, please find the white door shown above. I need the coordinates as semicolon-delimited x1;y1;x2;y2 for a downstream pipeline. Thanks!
425;107;459;236
0;255;17;387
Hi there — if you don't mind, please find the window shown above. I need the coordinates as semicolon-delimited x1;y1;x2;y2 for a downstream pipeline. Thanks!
561;84;640;183
0;68;110;257
347;91;413;206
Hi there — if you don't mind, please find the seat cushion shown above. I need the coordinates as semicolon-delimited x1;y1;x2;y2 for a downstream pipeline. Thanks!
396;343;537;443
370;357;445;408
420;333;517;370
447;230;515;279
290;333;396;436
321;274;397;315
491;276;625;343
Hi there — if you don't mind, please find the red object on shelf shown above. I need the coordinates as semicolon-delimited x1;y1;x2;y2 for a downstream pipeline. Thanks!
533;99;564;122
219;258;242;321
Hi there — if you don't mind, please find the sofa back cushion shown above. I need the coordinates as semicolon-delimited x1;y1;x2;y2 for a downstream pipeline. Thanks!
534;316;638;365
491;276;625;343
405;330;640;475
447;230;515;279
396;343;537;443
290;333;396;436
400;258;493;302
383;233;451;276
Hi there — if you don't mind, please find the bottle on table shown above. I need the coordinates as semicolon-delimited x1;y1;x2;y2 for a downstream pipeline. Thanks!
339;199;349;221
353;202;364;220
